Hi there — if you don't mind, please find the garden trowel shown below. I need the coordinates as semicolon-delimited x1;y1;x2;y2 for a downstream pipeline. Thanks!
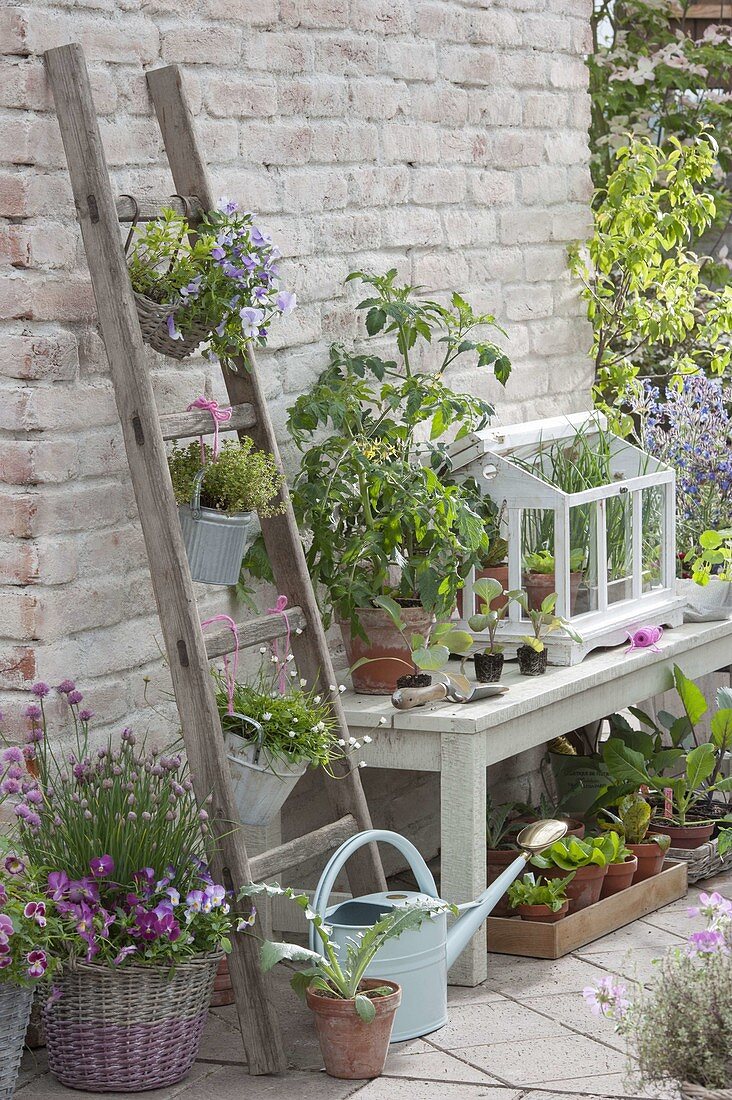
392;673;508;710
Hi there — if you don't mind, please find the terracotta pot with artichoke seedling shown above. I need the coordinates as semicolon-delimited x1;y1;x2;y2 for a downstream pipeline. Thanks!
468;578;522;682
514;592;582;675
507;871;573;923
600;793;670;884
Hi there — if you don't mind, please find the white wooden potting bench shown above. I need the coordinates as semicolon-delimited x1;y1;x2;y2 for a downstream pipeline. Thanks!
341;618;732;987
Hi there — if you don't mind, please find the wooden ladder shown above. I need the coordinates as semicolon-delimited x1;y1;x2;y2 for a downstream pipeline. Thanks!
44;42;386;1076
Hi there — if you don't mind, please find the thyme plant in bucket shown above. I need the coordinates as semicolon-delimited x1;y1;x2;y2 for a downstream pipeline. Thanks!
282;269;512;693
168;438;284;586
239;881;452;1080
13;681;232;1094
127;200;296;361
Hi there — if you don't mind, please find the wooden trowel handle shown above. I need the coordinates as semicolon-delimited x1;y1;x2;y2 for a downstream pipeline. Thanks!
392;683;449;710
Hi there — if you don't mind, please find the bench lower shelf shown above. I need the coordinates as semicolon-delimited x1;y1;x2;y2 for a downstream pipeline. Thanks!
486;861;688;959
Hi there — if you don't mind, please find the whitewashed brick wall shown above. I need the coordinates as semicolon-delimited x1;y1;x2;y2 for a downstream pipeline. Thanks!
0;0;594;765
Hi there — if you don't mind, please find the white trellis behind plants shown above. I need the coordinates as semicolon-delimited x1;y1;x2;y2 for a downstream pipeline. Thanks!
451;412;685;665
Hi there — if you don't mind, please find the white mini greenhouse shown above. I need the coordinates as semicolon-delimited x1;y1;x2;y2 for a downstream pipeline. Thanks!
451;412;685;665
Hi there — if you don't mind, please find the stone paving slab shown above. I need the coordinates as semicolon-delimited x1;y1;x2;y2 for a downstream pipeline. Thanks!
17;871;728;1100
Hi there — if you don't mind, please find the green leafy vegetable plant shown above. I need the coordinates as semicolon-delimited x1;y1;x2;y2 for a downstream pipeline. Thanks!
507;871;573;913
369;595;473;676
168;439;285;516
524;549;586;575
468;578;522;656
684;528;732;586
239;882;455;1022
515;592;583;654
600;793;672;853
531;832;623;872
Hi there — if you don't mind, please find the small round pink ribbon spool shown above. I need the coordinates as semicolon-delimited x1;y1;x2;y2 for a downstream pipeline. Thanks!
626;626;663;653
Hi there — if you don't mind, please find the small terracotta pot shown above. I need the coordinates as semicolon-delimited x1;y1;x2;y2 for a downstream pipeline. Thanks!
487;847;520;917
306;979;401;1080
516;900;569;923
542;863;608;911
341;607;433;695
627;840;666;883
525;571;583;615
650;821;715;850
474;651;504;683
517;645;548;676
210;956;235;1007
457;565;509;617
600;855;638;899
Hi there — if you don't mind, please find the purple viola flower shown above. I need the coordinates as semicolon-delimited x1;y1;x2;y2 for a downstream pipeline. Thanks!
67;877;99;905
46;985;62;1007
0;913;14;938
216;196;239;215
0;883;7;907
75;905;99;960
583;975;630;1019
31;682;50;698
276;290;296;314
211;244;226;261
113;945;138;967
0;957;11;970
47;870;69;900
687;929;729;957
239;306;265;338
250;226;272;248
184;889;204;921
1;747;23;765
132;910;161;942
166;314;183;342
133;868;155;894
56;679;75;694
89;854;114;879
236;906;256;930
23;901;46;928
26;949;48;978
4;855;24;876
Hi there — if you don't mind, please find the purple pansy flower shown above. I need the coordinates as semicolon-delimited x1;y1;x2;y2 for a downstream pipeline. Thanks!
166;315;183;342
47;870;69;900
89;854;114;879
26;949;48;978
239;306;265;338
23;901;46;928
0;913;14;938
4;855;24;876
0;883;7;907
113;945;137;967
276;290;296;314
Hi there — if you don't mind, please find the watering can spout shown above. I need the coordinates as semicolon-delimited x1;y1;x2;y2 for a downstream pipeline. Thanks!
445;818;568;972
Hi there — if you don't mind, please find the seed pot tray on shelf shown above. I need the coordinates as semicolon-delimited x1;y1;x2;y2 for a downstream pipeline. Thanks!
486;861;687;959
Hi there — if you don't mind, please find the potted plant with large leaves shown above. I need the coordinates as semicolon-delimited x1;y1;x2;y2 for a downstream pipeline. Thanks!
468;578;522;682
168;438;284;586
239;882;451;1081
486;795;523;917
600;792;671;884
283;269;512;694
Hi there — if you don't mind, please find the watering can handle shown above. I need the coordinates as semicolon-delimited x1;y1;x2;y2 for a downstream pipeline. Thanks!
309;830;439;952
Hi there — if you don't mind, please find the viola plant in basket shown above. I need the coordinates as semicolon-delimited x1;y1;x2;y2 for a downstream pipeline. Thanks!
239;881;453;1081
127;199;296;361
584;889;732;1097
168;437;284;586
11;680;232;1094
0;740;63;1100
507;871;573;923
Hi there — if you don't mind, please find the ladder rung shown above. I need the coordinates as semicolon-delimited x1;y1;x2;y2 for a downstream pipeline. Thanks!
116;194;205;223
249;815;359;880
160;402;257;442
204;608;307;660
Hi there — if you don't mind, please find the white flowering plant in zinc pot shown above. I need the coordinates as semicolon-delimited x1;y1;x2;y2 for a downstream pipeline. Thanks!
215;660;372;828
450;411;685;666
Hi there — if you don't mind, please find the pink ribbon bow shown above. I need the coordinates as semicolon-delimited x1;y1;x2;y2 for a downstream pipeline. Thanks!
186;396;232;461
201;614;239;715
626;626;663;654
266;595;292;695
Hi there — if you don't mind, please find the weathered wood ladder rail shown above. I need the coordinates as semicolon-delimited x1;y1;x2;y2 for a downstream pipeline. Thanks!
44;42;386;1076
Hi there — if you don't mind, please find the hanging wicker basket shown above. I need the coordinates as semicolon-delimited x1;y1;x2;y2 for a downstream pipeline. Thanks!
44;953;221;1093
0;984;34;1100
680;1085;732;1099
133;292;210;361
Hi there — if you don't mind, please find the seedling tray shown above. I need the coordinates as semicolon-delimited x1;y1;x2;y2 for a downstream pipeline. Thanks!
486;861;687;959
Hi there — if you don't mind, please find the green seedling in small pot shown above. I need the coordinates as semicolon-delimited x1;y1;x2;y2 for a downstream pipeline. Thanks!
514;592;582;676
507;871;574;923
600;793;671;884
468;579;522;683
530;832;621;911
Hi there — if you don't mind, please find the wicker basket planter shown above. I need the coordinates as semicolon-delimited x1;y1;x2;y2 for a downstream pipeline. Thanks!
666;835;732;883
680;1085;732;1099
134;292;210;361
0;984;34;1100
44;953;221;1093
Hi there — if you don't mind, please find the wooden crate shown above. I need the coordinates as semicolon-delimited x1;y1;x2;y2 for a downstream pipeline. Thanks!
486;861;687;959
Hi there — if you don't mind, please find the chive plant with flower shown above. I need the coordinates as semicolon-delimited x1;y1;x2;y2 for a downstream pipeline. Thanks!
11;681;232;968
127;199;296;361
584;889;732;1093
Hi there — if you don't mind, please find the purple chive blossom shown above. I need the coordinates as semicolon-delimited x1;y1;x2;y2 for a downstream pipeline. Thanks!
89;855;114;879
25;789;42;805
1;778;20;796
24;705;41;721
1;747;23;765
31;682;50;698
56;679;75;695
79;710;94;723
67;690;83;706
583;975;630;1020
276;290;297;314
25;726;43;744
24;812;41;830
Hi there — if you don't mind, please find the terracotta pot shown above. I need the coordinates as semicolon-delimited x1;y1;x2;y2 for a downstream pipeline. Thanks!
600;855;638;899
650;820;715;850
627;840;666;883
457;565;509;617
474;651;504;683
487;847;520;917
525;571;583;615
517;645;548;676
341;607;433;695
210;956;234;1007
516;900;569;923
542;863;608;912
306;979;401;1080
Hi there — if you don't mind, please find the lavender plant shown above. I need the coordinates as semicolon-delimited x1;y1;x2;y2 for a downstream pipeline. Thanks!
9;681;232;967
584;890;732;1090
128;199;296;362
629;375;732;554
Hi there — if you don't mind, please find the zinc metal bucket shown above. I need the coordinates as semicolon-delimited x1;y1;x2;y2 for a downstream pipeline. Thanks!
177;467;256;586
678;577;732;622
224;727;308;827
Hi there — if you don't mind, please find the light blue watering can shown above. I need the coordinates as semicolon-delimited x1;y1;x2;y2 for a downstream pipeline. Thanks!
311;821;567;1042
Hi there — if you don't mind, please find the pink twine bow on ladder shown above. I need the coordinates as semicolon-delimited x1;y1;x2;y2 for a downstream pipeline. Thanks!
267;595;292;695
201;614;239;715
186;395;232;463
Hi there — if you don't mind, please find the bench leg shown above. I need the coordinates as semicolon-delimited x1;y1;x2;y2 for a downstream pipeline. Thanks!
441;732;487;987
